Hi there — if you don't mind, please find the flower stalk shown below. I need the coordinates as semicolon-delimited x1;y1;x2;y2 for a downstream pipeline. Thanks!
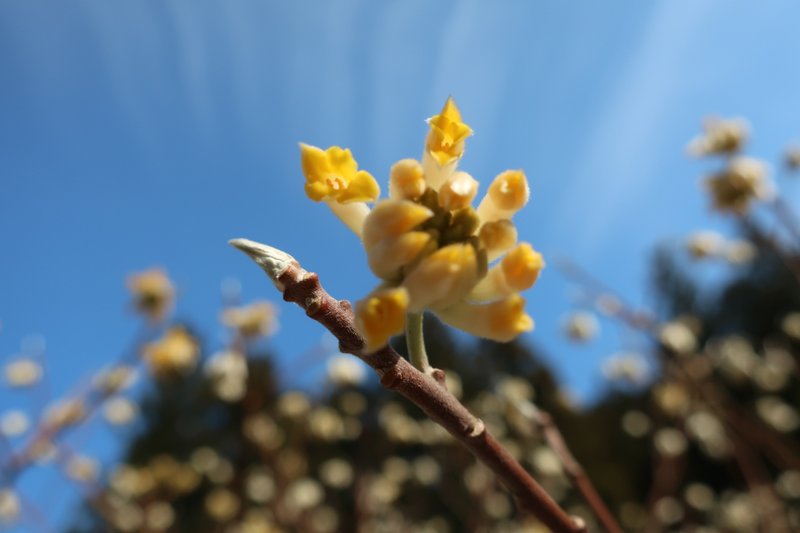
405;312;431;374
230;238;584;533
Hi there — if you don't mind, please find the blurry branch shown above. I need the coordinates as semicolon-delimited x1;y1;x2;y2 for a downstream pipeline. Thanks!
514;400;623;533
0;328;146;486
557;256;798;530
230;238;585;533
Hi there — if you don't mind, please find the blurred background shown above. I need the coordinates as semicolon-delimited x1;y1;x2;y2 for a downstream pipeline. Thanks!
3;1;800;531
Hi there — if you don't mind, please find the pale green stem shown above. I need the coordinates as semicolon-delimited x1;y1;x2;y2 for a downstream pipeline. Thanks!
405;312;430;372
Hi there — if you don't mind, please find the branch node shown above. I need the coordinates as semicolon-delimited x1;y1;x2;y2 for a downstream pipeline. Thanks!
468;418;486;438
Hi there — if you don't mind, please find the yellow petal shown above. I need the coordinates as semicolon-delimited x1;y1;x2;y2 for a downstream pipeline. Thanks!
389;159;426;200
477;170;530;222
338;170;381;203
354;287;409;353
425;97;473;167
300;143;331;182
325;146;358;180
436;295;534;342
299;143;378;203
478;219;518;261
438;171;479;211
366;231;433;280
362;200;434;249
468;244;543;302
403;243;479;312
501;243;544;291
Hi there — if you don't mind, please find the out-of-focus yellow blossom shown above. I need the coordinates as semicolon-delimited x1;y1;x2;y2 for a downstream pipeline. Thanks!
0;410;29;437
724;239;757;264
221;301;278;339
685;231;723;260
300;98;541;352
563;311;598;342
127;268;175;322
103;397;138;426
687;117;749;157
205;488;240;521
705;157;771;214
142;327;199;378
66;455;100;483
4;358;42;387
0;490;20;525
786;144;800;170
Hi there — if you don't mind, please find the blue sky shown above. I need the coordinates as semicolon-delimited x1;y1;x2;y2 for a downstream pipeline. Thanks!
3;1;800;529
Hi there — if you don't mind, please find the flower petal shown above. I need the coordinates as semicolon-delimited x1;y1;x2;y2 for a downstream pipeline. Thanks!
403;243;479;312
362;200;434;249
436;295;534;342
389;159;426;200
476;170;530;223
469;243;543;302
366;231;433;281
354;287;409;353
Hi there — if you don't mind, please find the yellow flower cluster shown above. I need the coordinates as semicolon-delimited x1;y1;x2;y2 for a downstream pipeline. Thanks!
127;268;175;322
687;117;771;214
221;301;278;339
300;98;543;352
142;327;199;378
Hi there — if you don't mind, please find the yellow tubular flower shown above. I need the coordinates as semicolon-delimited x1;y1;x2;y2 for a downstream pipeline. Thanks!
425;97;473;166
354;287;409;353
362;200;434;250
438;171;479;211
469;243;544;302
436;294;534;342
403;243;479;312
478;219;518;261
366;231;433;281
300;144;380;203
422;97;473;190
476;170;530;223
389;159;426;200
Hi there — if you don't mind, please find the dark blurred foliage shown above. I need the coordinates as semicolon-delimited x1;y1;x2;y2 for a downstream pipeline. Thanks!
66;222;800;532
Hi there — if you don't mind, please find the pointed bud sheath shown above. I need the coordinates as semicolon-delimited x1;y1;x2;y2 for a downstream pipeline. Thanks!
422;97;472;191
389;159;426;200
362;200;434;249
436;294;534;342
476;170;530;223
403;243;480;312
469;243;544;302
479;219;518;261
354;287;409;353
439;171;479;211
367;231;433;280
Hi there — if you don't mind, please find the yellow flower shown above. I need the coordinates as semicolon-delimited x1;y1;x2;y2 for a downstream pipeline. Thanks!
127;268;175;322
143;327;199;379
425;97;473;166
299;144;381;236
300;98;541;352
221;301;278;339
705;157;770;214
354;287;409;353
687;117;749;157
300;144;380;203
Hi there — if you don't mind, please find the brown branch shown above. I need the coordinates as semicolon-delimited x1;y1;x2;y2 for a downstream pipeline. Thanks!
230;239;584;533
517;401;623;533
